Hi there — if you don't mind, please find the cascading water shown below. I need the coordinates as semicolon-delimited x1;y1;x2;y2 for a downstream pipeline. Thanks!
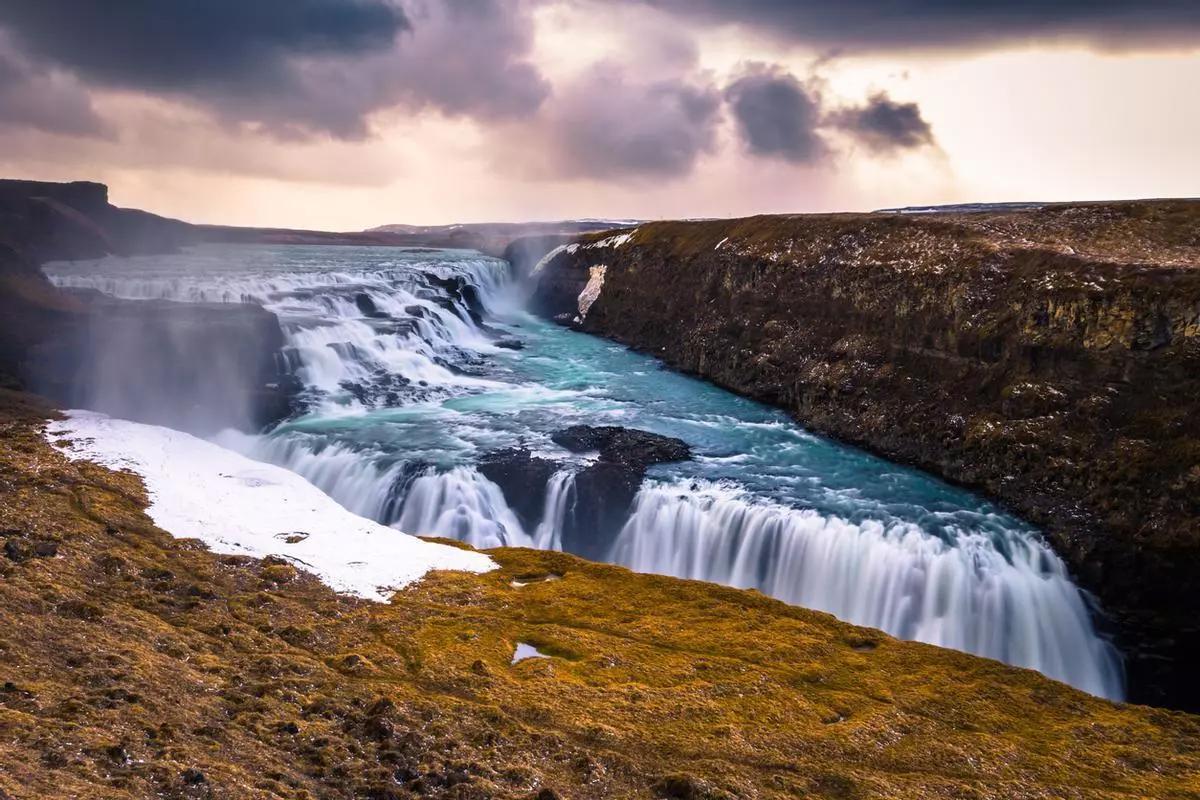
534;471;577;551
611;480;1120;698
46;242;1125;700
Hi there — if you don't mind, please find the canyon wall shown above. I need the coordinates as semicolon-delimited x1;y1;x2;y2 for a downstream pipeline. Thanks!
528;201;1200;710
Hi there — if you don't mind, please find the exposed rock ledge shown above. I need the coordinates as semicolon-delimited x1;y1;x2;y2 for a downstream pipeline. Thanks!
2;390;1198;799
527;200;1200;711
0;179;297;433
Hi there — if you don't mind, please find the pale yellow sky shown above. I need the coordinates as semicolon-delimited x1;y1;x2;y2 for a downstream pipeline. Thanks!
3;2;1197;229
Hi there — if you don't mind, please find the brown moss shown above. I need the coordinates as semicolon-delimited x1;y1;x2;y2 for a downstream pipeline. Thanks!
0;390;1198;798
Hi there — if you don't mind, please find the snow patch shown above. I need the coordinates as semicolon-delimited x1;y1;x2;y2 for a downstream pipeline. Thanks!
46;411;494;602
585;231;635;250
714;236;729;251
577;264;607;319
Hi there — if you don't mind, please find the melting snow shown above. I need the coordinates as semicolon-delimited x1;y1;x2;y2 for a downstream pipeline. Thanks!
46;411;494;602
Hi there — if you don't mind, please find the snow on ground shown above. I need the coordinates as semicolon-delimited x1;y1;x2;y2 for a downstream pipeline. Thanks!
45;411;495;602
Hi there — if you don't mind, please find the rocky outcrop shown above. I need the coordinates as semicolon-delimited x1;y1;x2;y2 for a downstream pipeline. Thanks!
0;180;296;432
528;200;1200;711
479;448;561;531
479;427;691;556
554;426;691;559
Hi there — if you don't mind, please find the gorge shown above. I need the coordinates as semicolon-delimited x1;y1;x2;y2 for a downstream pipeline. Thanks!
2;180;1199;799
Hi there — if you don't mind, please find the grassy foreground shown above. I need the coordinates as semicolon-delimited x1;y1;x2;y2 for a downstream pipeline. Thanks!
0;391;1198;799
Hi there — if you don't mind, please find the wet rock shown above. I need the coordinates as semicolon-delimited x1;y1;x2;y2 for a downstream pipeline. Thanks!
355;292;390;319
552;425;691;466
495;339;525;351
552;426;691;560
478;448;560;531
425;274;486;326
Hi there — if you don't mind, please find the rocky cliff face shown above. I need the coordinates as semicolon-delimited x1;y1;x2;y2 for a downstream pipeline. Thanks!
0;180;295;432
528;201;1200;711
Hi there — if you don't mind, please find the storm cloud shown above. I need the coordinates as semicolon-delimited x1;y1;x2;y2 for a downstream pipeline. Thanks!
537;63;722;179
724;66;826;164
0;43;107;137
833;93;935;153
635;1;1200;50
0;0;548;138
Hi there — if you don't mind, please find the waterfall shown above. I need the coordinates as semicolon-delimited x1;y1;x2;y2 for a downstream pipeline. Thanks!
48;252;515;411
53;244;1127;700
610;480;1124;699
533;471;576;550
395;468;530;549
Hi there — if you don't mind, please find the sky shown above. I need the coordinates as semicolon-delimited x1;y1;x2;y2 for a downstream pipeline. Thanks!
0;1;1197;230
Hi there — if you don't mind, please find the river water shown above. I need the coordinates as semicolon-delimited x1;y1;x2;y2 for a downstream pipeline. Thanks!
48;243;1125;699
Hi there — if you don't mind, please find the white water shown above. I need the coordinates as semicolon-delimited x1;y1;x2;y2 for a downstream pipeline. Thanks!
46;244;1125;700
611;480;1120;698
51;248;513;409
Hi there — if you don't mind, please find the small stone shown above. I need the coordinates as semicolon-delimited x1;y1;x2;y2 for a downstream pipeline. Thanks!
32;541;58;558
181;768;206;785
3;540;31;563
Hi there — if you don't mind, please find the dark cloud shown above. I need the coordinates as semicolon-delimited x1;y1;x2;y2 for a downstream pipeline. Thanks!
636;1;1200;50
0;0;404;91
724;65;825;164
0;0;548;138
541;63;722;179
0;44;107;137
833;93;934;153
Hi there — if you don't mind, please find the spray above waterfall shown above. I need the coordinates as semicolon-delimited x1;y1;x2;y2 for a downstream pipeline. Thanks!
46;242;1125;700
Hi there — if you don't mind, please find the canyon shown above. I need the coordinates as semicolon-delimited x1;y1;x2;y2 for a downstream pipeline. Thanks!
1;180;1199;798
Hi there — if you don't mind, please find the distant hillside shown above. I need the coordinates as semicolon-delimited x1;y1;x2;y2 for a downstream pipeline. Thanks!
366;219;642;258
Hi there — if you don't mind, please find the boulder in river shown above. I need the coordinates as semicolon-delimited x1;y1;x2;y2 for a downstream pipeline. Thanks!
479;448;560;531
552;426;691;560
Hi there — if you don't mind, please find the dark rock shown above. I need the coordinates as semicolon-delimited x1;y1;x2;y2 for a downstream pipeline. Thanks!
425;274;486;326
3;539;31;563
32;541;58;558
354;292;390;319
551;426;691;560
552;425;691;466
495;339;525;351
478;449;560;531
181;768;206;785
653;774;730;800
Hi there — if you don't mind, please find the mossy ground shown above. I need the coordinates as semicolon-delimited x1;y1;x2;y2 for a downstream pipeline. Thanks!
1;390;1199;799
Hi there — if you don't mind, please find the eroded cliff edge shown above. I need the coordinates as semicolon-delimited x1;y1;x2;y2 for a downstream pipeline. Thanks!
527;201;1200;710
0;179;296;433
